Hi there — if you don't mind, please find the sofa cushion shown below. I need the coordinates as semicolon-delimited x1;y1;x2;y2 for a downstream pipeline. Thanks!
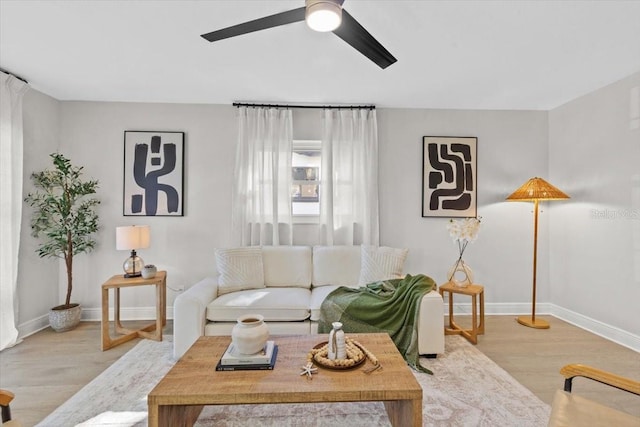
309;285;341;321
262;246;312;289
359;245;408;285
206;287;311;322
312;245;361;287
215;247;265;295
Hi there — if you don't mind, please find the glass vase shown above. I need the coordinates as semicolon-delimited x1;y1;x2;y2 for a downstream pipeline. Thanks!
448;259;474;288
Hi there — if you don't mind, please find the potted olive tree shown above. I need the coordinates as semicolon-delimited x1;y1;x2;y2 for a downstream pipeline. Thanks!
25;153;100;332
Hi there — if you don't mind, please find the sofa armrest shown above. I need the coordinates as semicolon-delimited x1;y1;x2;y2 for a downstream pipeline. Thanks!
417;289;445;355
173;276;218;360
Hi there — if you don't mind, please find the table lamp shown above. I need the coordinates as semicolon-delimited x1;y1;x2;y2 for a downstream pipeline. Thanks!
506;177;569;329
116;225;150;278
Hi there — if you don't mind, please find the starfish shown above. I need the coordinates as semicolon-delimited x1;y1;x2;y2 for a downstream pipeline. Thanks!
299;363;318;379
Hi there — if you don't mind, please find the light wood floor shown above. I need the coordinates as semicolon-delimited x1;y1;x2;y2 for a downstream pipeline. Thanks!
1;316;638;426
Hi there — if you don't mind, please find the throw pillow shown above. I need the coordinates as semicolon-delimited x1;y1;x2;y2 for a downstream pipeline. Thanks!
312;245;362;287
215;247;265;295
358;245;408;285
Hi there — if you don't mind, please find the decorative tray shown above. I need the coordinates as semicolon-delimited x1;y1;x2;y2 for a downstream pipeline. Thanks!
310;341;366;370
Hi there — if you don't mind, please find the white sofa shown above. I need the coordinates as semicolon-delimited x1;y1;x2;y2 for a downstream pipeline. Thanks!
173;245;444;359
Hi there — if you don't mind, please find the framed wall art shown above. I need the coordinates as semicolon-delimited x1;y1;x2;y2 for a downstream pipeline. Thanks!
123;131;185;216
422;136;477;218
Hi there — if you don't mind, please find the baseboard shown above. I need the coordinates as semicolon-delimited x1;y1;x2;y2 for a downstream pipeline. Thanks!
549;304;640;352
17;314;49;339
16;307;176;339
447;301;552;316
81;306;175;322
18;303;639;353
447;301;640;352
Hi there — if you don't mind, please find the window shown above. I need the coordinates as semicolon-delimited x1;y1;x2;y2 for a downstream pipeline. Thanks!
292;140;321;218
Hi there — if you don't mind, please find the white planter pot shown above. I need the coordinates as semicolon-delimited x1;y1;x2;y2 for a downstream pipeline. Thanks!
49;304;82;332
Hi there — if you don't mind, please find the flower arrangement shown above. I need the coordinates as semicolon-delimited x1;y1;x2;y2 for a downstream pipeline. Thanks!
446;217;482;284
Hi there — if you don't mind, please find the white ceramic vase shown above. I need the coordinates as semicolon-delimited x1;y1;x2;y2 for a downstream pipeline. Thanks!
328;321;346;360
448;259;474;288
231;314;270;355
141;265;157;279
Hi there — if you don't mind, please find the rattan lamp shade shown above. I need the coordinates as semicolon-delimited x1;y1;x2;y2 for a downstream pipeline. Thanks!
506;177;569;202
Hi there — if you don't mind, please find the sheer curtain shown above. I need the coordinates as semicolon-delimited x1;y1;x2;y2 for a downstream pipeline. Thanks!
232;106;293;246
319;108;379;246
0;73;29;351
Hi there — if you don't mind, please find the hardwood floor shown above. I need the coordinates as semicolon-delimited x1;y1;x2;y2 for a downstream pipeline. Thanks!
475;315;640;418
0;320;173;426
0;316;638;426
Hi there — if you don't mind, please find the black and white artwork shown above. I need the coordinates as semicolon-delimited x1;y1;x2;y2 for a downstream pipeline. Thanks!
422;136;477;218
124;131;184;216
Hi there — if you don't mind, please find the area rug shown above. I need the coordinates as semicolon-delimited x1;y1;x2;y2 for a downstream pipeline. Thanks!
37;336;550;426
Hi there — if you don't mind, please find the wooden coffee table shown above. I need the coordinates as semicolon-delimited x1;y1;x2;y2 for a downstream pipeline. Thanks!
148;333;422;427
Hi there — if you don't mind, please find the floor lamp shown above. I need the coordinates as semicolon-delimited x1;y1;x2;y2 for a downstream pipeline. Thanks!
507;177;569;329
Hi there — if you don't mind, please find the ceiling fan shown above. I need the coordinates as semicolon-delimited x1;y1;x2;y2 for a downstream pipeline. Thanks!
200;0;397;69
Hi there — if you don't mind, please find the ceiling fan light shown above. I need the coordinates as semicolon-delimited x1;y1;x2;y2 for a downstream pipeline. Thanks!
306;0;342;32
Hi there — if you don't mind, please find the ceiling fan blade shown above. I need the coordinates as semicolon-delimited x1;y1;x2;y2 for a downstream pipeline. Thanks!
332;9;397;69
201;7;306;42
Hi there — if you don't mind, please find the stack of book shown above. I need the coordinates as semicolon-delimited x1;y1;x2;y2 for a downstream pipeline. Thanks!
215;340;278;371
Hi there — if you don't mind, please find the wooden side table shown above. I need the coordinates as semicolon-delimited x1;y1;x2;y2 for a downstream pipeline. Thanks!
101;271;167;351
439;282;485;344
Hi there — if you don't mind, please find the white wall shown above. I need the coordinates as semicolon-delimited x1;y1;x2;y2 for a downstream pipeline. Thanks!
17;89;60;334
18;100;549;324
378;109;549;307
16;77;640;349
54;102;237;319
549;72;640;341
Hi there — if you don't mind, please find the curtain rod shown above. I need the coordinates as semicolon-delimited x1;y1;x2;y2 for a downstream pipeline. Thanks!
233;102;375;110
0;68;28;84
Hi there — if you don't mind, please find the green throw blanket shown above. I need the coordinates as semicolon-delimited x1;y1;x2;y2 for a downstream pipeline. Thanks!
318;273;436;374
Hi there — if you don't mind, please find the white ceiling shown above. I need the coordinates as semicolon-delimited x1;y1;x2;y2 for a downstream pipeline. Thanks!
1;0;639;110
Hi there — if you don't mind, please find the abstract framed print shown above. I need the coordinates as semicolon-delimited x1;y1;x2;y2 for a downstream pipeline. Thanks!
123;131;184;216
422;136;477;218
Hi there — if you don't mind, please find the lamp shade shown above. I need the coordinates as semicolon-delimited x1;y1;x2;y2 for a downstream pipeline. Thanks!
506;177;570;202
116;225;150;250
306;0;342;32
